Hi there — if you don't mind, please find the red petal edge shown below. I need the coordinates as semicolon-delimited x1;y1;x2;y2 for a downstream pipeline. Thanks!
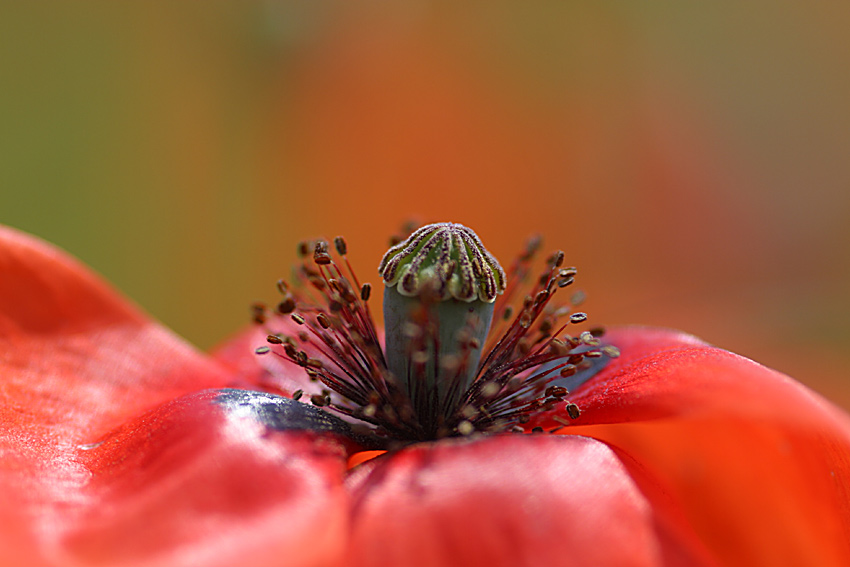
0;226;240;566
538;326;850;566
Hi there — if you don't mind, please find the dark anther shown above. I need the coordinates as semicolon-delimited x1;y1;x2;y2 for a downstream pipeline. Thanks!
361;283;372;301
548;250;565;268
310;393;329;407
314;241;331;265
266;334;284;344
317;313;331;329
277;297;296;315
545;385;568;398
291;313;305;325
297;241;310;257
569;312;588;324
334;236;347;256
559;364;577;377
251;303;267;325
566;403;581;419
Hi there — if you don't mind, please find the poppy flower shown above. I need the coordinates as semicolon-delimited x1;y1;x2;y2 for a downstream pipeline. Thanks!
1;221;849;567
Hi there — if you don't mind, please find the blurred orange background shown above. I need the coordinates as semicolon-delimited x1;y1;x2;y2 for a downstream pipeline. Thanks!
2;3;849;408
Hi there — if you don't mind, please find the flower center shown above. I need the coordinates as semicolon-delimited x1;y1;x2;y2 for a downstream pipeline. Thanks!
380;223;506;431
252;222;618;444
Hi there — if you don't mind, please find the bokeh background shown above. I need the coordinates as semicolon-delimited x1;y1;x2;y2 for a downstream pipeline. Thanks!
3;3;849;407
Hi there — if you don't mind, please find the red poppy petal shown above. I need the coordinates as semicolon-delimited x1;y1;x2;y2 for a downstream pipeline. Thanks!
553;327;850;566
345;434;711;567
0;226;233;439
58;390;349;567
0;226;239;563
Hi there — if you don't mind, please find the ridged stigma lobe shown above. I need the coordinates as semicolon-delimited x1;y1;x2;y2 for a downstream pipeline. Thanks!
378;222;506;303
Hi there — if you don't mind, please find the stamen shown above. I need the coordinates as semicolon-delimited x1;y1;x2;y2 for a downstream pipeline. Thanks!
251;303;267;325
254;222;617;444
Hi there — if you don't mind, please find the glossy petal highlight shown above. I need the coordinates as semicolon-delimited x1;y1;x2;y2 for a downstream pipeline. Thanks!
67;390;350;567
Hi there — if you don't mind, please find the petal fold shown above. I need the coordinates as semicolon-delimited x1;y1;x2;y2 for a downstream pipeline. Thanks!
64;390;350;567
0;226;243;564
346;434;677;567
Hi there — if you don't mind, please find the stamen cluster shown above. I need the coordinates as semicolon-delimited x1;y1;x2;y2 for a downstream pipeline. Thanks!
252;226;618;444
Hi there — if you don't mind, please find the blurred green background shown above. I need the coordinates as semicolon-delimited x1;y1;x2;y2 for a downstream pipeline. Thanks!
2;3;849;407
